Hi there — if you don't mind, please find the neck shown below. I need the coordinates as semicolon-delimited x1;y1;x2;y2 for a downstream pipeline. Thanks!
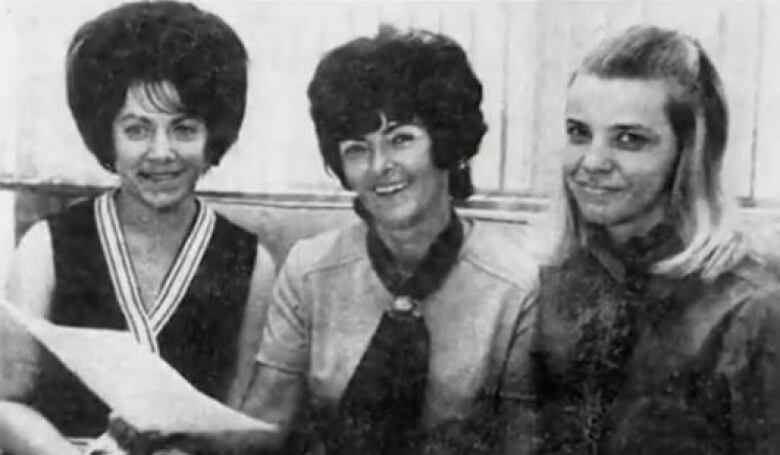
606;200;669;246
114;191;198;237
375;203;453;272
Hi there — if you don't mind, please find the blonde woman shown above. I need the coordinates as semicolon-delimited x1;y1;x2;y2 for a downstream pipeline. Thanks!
500;26;780;455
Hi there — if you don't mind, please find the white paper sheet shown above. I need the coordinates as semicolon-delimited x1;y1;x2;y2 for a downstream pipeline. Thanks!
0;299;276;434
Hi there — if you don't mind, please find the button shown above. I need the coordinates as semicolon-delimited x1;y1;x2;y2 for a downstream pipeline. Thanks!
392;296;416;312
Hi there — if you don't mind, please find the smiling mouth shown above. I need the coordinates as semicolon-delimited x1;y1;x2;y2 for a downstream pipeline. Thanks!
139;170;184;182
579;185;610;195
374;182;408;196
574;182;620;197
569;178;622;194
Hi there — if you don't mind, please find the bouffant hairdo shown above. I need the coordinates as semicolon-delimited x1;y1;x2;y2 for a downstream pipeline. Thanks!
307;26;487;200
66;1;248;170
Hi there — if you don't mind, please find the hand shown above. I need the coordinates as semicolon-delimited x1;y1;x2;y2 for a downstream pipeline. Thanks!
107;417;169;455
105;417;234;455
106;415;281;454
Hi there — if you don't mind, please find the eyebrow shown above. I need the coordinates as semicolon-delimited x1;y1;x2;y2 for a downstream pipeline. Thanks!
115;113;148;123
612;123;651;130
383;122;425;136
115;113;196;123
171;116;202;124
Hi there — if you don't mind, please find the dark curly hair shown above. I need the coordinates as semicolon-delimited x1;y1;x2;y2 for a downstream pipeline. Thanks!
307;26;487;201
66;1;247;171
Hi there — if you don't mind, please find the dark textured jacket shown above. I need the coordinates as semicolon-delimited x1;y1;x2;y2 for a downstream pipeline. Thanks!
499;228;780;455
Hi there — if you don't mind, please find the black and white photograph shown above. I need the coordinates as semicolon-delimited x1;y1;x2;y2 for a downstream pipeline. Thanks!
1;1;780;454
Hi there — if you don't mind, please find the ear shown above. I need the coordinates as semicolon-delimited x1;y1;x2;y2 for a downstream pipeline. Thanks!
448;160;471;201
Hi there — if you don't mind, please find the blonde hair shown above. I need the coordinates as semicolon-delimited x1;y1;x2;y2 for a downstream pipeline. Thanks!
546;25;742;279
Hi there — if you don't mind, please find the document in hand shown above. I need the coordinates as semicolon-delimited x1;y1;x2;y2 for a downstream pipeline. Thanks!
0;299;277;435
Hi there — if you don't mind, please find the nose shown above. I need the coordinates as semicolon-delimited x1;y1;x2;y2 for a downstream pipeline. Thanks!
368;141;393;175
577;143;613;173
147;129;176;160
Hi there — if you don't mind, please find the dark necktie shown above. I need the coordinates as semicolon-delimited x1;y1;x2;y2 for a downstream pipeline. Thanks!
324;205;464;455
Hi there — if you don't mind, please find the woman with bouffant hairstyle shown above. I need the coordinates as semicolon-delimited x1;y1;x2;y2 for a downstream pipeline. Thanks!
67;0;248;170
0;2;274;453
224;26;536;454
57;24;538;455
307;24;488;201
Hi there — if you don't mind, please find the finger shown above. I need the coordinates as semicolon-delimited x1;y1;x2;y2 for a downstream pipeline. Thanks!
107;417;137;449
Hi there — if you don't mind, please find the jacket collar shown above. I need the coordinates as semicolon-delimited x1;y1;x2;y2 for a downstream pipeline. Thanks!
582;223;685;300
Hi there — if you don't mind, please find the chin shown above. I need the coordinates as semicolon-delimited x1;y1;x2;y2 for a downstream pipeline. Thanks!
374;214;414;230
373;207;424;230
140;192;191;212
576;203;624;227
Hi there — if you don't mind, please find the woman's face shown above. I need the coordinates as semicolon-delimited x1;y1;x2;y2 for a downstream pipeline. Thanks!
338;113;450;230
112;81;209;212
563;74;679;241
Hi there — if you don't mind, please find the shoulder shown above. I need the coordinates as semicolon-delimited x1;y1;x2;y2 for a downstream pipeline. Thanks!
718;256;780;306
209;209;275;269
14;220;54;267
459;220;539;293
45;197;96;234
282;220;367;277
729;254;780;289
212;210;259;246
701;256;780;338
48;196;94;218
6;220;55;315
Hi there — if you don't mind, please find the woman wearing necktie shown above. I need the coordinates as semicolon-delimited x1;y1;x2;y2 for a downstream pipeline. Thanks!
231;26;539;454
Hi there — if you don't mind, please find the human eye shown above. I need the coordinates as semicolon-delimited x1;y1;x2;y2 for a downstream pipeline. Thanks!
122;121;151;141
338;140;369;159
390;132;416;147
566;120;591;145
172;119;205;141
612;131;650;151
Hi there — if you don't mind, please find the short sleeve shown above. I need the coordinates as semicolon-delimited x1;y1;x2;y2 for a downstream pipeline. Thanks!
495;281;540;455
255;243;310;374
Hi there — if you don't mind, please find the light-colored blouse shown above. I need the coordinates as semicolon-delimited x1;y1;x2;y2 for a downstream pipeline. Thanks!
256;219;538;431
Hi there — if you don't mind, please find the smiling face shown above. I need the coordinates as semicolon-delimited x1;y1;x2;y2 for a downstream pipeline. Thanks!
112;81;209;212
564;74;680;242
339;113;450;230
